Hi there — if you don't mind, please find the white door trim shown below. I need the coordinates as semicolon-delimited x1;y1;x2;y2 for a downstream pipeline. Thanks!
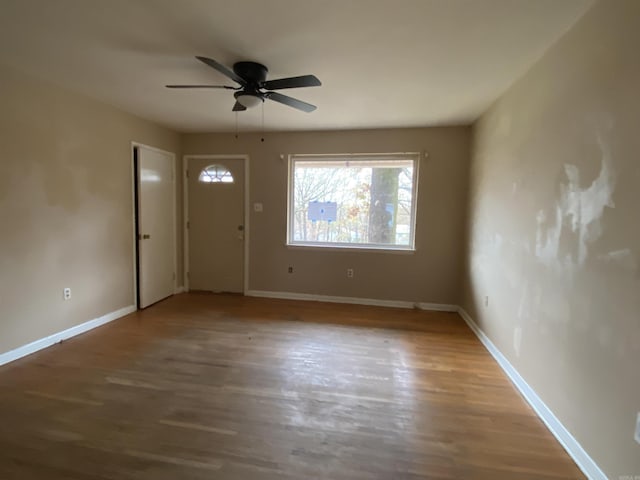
131;142;178;308
183;154;250;294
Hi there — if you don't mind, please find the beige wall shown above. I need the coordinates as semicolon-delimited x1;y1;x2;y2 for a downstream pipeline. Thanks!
184;127;470;304
0;63;181;355
462;0;640;477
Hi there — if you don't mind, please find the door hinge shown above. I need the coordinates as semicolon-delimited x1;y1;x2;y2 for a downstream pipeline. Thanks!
185;170;189;178
186;220;190;229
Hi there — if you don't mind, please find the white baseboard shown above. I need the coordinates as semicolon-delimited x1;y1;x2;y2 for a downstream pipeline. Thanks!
246;290;458;312
457;307;607;480
0;305;136;367
416;302;458;312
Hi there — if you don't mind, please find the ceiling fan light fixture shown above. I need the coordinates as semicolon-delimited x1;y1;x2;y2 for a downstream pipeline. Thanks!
236;93;263;109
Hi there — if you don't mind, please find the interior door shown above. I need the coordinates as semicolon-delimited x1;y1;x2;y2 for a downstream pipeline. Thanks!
137;146;175;308
187;157;244;293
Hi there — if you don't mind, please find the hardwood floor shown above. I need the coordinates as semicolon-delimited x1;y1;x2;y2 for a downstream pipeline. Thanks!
0;293;584;479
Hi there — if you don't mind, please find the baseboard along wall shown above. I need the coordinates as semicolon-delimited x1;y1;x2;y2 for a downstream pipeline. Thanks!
246;289;458;312
0;305;136;367
457;307;607;480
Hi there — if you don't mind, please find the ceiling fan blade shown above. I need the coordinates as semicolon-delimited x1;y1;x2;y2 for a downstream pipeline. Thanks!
166;85;237;89
266;92;317;112
196;56;246;85
262;75;321;90
232;101;247;112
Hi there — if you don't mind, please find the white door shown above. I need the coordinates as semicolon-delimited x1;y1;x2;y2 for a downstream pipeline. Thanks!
137;146;176;308
187;158;244;293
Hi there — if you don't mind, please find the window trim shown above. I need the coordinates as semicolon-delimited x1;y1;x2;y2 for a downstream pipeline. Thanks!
286;152;420;251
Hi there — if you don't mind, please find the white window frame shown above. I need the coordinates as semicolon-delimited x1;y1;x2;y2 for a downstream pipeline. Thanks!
286;152;420;252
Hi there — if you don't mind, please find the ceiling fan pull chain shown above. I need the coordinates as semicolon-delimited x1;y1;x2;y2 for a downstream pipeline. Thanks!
261;101;265;142
235;111;239;139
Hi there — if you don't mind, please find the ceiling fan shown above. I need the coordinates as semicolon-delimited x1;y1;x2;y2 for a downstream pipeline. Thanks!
167;56;321;113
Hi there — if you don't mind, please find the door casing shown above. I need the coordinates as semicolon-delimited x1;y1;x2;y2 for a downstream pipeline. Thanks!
183;154;250;294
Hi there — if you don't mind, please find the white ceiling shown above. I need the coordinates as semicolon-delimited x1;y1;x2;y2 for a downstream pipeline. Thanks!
0;0;592;133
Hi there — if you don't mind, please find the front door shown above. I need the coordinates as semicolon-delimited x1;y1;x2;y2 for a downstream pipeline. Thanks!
187;158;245;293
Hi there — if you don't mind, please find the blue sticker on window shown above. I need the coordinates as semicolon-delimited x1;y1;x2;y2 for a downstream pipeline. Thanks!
308;201;337;222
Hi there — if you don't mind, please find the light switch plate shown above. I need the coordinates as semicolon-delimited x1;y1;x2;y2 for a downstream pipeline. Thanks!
253;202;263;212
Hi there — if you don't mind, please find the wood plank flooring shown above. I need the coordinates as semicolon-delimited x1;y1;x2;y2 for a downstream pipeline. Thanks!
0;293;584;479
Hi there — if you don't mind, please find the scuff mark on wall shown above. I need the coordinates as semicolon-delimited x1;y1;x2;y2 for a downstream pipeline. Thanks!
513;326;523;357
597;248;638;272
535;208;563;269
535;133;616;269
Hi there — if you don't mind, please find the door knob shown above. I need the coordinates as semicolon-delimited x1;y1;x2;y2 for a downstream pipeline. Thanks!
139;234;151;240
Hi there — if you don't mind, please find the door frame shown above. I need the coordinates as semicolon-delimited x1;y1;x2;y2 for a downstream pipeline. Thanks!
131;142;178;309
183;154;250;294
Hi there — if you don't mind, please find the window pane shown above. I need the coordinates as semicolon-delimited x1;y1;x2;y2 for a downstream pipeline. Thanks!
289;155;417;249
199;165;234;183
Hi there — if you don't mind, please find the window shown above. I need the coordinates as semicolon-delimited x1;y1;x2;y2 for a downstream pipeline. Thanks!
199;164;234;183
287;153;419;250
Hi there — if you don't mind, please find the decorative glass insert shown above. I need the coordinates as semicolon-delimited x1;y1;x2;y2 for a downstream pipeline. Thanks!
199;165;234;183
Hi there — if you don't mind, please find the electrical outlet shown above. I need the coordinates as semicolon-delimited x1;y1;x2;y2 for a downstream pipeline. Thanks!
635;412;640;444
287;266;293;274
484;296;489;307
63;287;71;300
347;268;354;278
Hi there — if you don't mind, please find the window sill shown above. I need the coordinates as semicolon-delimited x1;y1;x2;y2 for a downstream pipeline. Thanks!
286;243;416;254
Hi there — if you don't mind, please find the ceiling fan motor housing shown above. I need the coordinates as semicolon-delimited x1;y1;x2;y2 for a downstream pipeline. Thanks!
233;61;268;85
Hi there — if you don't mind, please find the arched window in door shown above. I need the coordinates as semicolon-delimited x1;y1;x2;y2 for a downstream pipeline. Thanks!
198;164;234;183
